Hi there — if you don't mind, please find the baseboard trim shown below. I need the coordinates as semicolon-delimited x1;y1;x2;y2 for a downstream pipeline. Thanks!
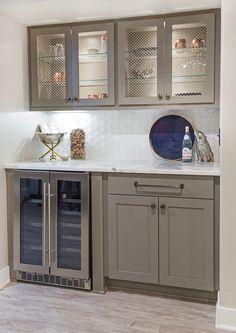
216;299;236;332
107;278;217;304
0;266;10;290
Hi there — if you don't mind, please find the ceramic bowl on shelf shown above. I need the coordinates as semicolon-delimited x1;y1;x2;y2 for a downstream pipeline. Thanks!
37;132;65;145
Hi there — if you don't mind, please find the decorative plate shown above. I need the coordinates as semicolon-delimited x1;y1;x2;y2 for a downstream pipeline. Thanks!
149;115;195;160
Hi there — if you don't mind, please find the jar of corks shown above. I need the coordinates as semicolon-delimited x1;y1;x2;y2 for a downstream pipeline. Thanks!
70;129;86;159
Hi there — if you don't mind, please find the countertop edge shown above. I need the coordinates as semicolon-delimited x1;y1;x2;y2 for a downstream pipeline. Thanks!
4;161;220;177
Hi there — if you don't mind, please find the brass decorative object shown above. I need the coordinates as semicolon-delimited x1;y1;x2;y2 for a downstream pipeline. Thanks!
37;132;66;160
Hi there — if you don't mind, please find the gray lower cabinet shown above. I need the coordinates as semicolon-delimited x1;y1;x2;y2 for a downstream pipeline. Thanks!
159;197;214;291
107;175;216;292
108;195;159;284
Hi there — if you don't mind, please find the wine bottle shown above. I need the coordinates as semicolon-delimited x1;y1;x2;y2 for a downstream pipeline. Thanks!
182;126;193;162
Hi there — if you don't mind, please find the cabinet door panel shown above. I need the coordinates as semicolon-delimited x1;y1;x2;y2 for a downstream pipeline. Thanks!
118;19;165;105
50;172;89;280
159;197;214;291
30;26;72;108
165;14;215;104
72;23;115;106
108;195;158;283
13;171;49;274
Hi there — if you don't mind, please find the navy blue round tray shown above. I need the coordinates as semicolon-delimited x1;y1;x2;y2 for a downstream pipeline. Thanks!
149;115;195;160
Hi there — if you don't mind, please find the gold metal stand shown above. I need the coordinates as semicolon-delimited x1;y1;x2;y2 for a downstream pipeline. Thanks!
37;132;65;161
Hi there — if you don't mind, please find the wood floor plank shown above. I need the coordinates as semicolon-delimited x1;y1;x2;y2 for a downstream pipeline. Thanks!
0;283;233;333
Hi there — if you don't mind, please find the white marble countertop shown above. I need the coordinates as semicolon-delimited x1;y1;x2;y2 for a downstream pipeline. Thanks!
4;159;220;176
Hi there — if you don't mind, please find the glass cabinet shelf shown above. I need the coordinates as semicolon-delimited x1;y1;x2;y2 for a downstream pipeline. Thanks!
79;52;107;63
172;74;207;83
126;77;157;84
172;47;207;57
79;79;108;87
40;81;66;86
126;47;157;57
38;56;65;64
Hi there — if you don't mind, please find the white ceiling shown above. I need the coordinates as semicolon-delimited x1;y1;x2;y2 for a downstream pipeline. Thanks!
0;0;221;26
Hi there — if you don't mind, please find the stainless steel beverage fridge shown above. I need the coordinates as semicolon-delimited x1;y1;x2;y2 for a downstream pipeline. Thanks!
12;171;90;289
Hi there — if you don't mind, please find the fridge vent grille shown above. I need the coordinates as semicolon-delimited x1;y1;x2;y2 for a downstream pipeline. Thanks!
16;271;91;290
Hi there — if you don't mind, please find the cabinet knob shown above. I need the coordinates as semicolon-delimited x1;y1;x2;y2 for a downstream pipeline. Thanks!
166;94;171;100
150;203;156;209
160;204;166;209
72;96;78;102
158;94;163;100
66;97;72;102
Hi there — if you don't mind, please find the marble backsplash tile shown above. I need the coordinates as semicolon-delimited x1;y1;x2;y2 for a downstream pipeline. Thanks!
45;108;220;162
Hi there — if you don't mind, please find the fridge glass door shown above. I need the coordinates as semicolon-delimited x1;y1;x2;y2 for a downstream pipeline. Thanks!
14;172;49;274
20;178;43;266
57;180;82;271
50;173;89;279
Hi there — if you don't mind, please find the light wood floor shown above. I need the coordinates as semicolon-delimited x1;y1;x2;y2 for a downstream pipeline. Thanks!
0;283;234;333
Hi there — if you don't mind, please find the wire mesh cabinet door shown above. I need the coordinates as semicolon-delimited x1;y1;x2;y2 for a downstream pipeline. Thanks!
164;13;215;104
71;23;115;106
118;19;165;105
30;26;72;108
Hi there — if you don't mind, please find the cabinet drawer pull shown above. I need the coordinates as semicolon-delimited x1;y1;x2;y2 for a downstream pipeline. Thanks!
150;203;156;209
134;182;184;190
166;93;171;100
160;204;166;209
158;93;163;100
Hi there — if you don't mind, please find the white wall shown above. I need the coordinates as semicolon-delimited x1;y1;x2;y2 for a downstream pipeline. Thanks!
216;0;236;330
0;12;46;285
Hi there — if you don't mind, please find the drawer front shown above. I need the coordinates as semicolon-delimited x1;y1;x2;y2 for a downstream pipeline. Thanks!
108;174;214;199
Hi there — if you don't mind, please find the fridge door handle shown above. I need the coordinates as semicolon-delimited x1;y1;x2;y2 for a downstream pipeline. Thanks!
42;182;47;267
48;183;51;268
48;183;57;268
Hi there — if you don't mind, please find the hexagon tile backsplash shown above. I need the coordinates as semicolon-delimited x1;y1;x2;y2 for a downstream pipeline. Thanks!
46;108;220;162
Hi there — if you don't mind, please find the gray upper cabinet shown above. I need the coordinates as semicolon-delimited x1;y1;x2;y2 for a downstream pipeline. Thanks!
118;19;165;105
165;13;215;104
29;11;217;109
30;26;72;108
159;197;214;291
108;195;158;284
118;13;216;105
29;23;115;109
71;23;115;107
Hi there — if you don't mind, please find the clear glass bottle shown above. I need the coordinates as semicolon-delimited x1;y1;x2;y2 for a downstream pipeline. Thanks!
182;126;193;162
